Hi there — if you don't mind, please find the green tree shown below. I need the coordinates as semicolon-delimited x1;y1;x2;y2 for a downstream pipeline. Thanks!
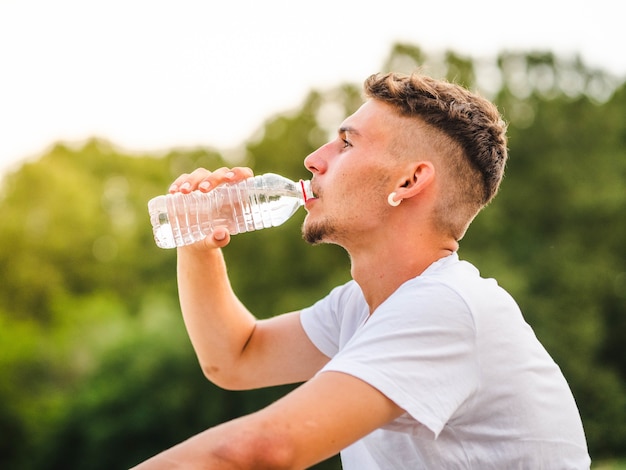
0;44;624;468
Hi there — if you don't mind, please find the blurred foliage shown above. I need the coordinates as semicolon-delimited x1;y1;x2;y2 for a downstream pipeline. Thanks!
0;44;625;468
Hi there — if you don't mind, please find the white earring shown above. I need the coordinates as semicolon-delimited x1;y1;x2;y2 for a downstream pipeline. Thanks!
387;192;402;207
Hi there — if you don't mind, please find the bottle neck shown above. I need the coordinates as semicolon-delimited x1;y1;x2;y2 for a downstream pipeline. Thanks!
300;179;313;202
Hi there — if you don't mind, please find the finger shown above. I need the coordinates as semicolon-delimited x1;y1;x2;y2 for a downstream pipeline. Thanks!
230;166;254;179
169;168;211;194
195;166;254;193
180;226;231;252
182;168;215;193
170;167;254;194
211;227;231;247
195;227;230;250
168;172;191;193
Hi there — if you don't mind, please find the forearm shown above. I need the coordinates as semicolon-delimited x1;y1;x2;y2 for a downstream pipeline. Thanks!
177;245;257;387
131;414;297;470
130;371;402;470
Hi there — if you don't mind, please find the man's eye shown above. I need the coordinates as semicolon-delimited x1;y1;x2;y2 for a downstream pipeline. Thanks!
342;138;352;148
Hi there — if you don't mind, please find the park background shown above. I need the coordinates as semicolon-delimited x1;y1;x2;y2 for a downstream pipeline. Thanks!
1;1;625;469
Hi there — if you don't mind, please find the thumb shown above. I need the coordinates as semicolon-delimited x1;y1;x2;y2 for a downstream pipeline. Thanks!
211;227;231;247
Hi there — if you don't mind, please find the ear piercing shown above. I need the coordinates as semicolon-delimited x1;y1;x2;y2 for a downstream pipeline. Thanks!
387;192;402;207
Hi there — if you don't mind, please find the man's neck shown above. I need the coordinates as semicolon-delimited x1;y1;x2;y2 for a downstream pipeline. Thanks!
349;237;458;314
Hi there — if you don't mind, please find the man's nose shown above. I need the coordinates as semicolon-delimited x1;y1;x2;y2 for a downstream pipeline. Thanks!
304;142;331;175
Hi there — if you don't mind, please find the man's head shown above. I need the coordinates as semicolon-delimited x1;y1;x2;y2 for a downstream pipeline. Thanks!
302;72;508;247
364;72;508;240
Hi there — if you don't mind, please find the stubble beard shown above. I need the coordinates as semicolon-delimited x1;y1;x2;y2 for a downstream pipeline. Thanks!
302;219;336;245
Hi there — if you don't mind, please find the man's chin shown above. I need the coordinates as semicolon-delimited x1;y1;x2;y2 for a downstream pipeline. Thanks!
302;221;333;245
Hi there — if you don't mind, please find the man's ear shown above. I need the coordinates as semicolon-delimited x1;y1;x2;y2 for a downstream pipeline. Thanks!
394;161;435;200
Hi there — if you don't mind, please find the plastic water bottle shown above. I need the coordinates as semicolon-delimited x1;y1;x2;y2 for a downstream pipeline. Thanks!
148;173;313;249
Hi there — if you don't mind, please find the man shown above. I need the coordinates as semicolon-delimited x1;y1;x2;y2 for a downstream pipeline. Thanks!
133;73;590;469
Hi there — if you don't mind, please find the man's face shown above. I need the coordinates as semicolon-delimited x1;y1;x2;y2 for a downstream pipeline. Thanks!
301;99;404;247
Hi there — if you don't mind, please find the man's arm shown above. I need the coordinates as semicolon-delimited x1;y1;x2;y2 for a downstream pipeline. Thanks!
171;166;328;389
177;244;329;389
131;370;405;469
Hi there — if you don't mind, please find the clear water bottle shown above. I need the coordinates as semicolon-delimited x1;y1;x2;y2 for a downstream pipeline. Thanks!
148;173;313;249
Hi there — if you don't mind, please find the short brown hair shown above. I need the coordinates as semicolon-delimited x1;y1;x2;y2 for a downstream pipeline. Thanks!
364;72;508;239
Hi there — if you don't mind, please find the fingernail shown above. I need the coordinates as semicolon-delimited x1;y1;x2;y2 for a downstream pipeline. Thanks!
214;230;226;241
168;184;178;193
180;182;191;191
224;171;235;179
199;181;211;191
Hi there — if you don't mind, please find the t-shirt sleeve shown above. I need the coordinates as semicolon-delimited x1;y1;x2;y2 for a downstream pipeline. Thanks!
300;280;361;358
316;279;480;438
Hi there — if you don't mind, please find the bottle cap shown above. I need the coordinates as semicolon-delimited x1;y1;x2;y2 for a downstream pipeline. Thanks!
300;180;314;202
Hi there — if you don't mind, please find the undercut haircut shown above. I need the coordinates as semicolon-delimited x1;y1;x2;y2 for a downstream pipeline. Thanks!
364;72;508;239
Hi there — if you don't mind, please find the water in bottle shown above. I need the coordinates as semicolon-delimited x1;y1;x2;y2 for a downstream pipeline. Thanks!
148;173;313;249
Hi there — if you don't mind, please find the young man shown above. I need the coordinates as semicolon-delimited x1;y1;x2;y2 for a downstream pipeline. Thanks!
133;73;590;469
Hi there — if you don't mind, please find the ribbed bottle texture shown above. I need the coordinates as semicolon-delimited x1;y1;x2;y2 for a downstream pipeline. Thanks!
148;173;312;249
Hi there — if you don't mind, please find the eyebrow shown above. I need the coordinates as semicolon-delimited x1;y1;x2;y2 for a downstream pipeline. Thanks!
339;126;361;137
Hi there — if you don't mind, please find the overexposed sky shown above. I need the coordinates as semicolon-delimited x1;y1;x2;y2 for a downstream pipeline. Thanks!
1;0;624;176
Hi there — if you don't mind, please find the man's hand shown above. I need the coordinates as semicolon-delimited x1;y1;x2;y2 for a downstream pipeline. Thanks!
167;166;254;251
168;166;254;195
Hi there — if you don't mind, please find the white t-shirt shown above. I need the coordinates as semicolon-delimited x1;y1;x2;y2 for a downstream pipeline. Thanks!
300;253;590;469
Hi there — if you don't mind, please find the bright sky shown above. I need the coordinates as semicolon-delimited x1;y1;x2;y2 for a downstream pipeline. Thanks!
1;0;624;177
